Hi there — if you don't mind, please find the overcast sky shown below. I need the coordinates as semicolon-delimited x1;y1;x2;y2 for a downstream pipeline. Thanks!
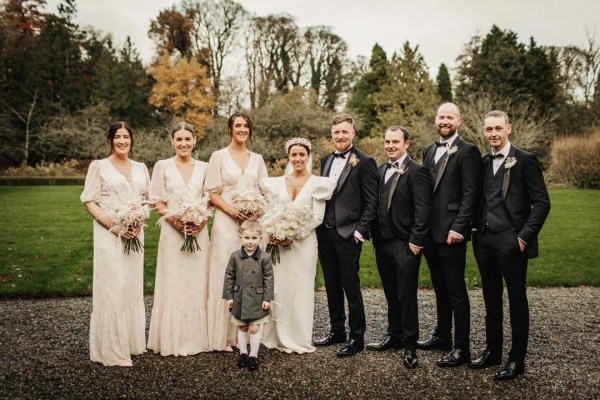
45;0;599;76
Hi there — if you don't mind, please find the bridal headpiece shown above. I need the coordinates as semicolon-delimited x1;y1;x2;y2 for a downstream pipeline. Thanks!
285;137;312;153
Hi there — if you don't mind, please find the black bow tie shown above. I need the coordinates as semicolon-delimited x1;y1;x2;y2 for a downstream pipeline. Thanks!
489;153;504;159
333;149;351;158
386;161;399;169
435;141;449;148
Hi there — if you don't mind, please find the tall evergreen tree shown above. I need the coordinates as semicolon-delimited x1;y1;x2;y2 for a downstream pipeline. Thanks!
455;25;559;116
346;43;388;137
373;42;440;151
436;63;452;102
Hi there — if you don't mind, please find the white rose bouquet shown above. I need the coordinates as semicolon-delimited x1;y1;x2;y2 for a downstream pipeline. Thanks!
260;201;313;265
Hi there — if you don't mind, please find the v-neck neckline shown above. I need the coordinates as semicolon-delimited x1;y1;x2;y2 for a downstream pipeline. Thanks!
107;158;132;184
172;158;196;186
285;175;313;202
226;148;251;175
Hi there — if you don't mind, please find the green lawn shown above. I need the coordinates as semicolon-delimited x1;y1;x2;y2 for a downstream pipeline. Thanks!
0;187;598;297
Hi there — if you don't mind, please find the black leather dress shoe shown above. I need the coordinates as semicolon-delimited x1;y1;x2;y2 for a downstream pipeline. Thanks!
366;334;404;351
468;350;502;369
403;349;418;369
437;348;471;367
337;339;364;357
247;356;259;371
237;353;248;368
416;335;452;351
314;332;346;346
494;360;524;381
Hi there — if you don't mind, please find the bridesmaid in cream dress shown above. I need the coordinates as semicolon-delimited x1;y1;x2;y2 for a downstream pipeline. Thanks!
147;122;210;356
204;112;268;351
260;138;335;354
80;122;150;367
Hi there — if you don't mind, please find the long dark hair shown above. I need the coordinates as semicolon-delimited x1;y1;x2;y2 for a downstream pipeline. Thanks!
106;122;134;157
228;112;254;149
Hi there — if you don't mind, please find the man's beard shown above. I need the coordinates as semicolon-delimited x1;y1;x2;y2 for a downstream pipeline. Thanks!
437;125;456;138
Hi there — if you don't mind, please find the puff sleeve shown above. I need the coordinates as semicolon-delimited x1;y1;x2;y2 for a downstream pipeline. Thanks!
149;160;167;204
204;150;223;194
303;176;336;235
80;160;102;204
259;176;282;202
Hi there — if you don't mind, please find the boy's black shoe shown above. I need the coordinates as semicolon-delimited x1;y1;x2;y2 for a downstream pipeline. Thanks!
237;353;248;368
247;356;259;371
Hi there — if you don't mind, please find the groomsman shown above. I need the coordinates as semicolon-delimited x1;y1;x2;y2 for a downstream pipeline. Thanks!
418;103;482;367
469;110;550;381
315;113;378;356
369;126;431;368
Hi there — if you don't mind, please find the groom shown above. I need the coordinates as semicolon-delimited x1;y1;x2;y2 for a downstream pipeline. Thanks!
315;113;378;356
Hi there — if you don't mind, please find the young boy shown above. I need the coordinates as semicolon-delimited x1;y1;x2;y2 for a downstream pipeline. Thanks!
223;220;274;371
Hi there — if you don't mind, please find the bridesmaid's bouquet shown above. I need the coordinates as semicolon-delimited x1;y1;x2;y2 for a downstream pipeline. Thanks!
163;189;213;253
260;202;313;265
102;191;151;254
231;185;266;219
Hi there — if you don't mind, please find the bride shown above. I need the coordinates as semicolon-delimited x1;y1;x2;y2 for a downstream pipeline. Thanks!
260;138;336;354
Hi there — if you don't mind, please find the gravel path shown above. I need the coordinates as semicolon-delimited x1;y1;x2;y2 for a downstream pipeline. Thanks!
1;287;598;399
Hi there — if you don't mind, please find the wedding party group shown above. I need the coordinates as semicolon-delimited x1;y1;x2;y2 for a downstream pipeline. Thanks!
80;103;550;381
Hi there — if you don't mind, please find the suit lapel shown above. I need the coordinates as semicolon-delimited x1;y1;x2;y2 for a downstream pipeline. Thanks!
424;144;435;170
322;154;334;177
433;136;461;193
333;150;354;194
502;145;516;201
387;156;411;211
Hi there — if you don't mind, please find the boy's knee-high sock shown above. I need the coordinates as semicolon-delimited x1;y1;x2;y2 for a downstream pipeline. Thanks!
249;325;262;357
238;329;249;355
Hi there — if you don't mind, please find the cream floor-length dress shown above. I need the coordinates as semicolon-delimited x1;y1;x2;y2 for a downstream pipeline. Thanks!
147;158;210;356
204;148;268;350
260;175;335;354
80;158;150;366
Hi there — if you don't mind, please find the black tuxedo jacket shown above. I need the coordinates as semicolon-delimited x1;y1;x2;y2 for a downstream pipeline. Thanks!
423;136;482;243
371;156;432;248
320;146;378;239
476;145;550;259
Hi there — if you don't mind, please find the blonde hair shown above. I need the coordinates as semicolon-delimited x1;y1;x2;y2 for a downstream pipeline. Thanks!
331;113;356;132
239;219;262;235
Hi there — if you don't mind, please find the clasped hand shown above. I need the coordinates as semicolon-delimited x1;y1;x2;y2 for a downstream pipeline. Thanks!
269;235;293;246
171;219;208;236
113;223;140;239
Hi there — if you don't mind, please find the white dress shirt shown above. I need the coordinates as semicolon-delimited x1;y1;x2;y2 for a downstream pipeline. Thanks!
492;141;511;174
384;154;408;184
434;132;459;164
329;145;353;181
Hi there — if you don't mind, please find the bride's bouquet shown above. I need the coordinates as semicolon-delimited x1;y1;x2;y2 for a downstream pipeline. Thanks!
231;185;266;219
101;191;151;254
162;189;213;253
260;202;313;265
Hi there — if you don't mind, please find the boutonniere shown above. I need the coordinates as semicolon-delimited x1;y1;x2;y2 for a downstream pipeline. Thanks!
505;157;517;170
504;157;517;176
394;163;408;176
347;153;359;169
447;145;458;156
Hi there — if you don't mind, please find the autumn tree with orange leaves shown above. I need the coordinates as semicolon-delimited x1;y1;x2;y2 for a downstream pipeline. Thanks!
149;54;214;139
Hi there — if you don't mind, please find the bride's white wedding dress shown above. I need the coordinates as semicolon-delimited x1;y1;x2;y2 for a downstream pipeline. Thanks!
259;175;335;354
